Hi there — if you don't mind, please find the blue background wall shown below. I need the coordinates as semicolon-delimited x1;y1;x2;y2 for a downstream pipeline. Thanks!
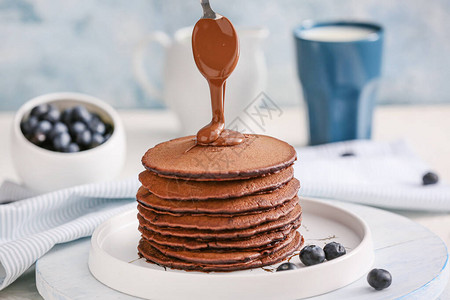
0;0;449;110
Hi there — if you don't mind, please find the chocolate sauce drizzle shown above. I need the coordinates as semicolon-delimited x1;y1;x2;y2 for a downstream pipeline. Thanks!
192;15;244;146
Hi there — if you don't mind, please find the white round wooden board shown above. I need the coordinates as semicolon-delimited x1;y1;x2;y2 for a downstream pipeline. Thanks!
36;198;449;300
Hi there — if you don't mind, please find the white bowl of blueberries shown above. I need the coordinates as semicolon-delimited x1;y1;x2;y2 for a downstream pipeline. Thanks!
11;92;126;193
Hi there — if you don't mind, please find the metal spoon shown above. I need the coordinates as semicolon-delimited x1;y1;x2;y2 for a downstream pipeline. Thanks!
200;0;221;19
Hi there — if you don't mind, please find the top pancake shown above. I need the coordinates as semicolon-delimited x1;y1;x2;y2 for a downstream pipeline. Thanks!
142;134;297;181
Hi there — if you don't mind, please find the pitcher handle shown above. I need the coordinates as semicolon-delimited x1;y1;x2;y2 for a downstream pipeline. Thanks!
133;31;171;101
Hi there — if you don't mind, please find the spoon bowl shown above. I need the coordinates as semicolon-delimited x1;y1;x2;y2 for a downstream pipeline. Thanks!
192;17;239;80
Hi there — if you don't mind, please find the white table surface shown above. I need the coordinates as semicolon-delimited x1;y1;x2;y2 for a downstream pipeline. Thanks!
0;105;449;299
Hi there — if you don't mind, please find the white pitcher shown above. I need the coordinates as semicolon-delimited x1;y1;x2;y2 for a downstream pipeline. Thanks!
133;26;269;135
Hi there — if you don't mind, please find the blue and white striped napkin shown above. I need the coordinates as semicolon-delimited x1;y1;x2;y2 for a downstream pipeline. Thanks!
0;177;139;291
295;140;450;211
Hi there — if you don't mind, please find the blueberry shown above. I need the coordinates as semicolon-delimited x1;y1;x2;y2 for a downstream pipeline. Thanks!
35;120;52;134
72;105;92;124
61;107;73;125
88;117;106;135
76;130;92;147
29;116;39;127
90;133;105;148
48;122;68;140
30;120;52;144
70;121;87;136
30;104;50;118
40;141;53;150
65;142;80;153
89;113;100;123
299;245;326;266
422;172;439;185
103;132;112;142
29;132;46;144
41;105;60;123
20;122;29;136
340;152;355;157
323;242;346;260
20;115;39;137
367;269;392;290
105;123;113;135
52;132;71;151
276;262;298;272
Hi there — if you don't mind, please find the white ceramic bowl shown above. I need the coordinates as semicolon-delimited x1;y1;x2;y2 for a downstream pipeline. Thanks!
11;92;126;193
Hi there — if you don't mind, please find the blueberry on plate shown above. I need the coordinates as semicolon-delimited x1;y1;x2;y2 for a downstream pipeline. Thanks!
276;262;298;272
41;104;60;123
367;268;392;290
52;132;71;152
48;122;68;140
70;121;87;136
72;105;92;124
65;142;80;153
91;133;105;148
323;242;346;260
340;151;355;157
422;172;439;185
30;103;50;119
76;130;92;148
299;245;325;266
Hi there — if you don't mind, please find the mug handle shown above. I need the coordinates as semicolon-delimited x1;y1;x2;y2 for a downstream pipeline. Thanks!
133;31;172;101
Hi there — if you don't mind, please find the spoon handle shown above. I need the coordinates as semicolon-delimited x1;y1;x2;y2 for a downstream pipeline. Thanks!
200;0;217;19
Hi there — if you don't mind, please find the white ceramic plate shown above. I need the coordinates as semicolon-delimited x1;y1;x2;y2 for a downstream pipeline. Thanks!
88;198;373;300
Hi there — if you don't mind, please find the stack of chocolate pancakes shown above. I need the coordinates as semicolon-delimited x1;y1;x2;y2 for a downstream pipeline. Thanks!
137;134;303;271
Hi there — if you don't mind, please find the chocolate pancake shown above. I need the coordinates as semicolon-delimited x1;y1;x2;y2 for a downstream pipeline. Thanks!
137;196;299;231
141;134;297;181
138;166;294;200
137;205;302;240
138;221;300;250
138;232;304;272
136;178;299;215
144;229;297;264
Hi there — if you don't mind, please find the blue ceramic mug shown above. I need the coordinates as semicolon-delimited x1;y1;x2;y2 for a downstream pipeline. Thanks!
293;21;383;145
